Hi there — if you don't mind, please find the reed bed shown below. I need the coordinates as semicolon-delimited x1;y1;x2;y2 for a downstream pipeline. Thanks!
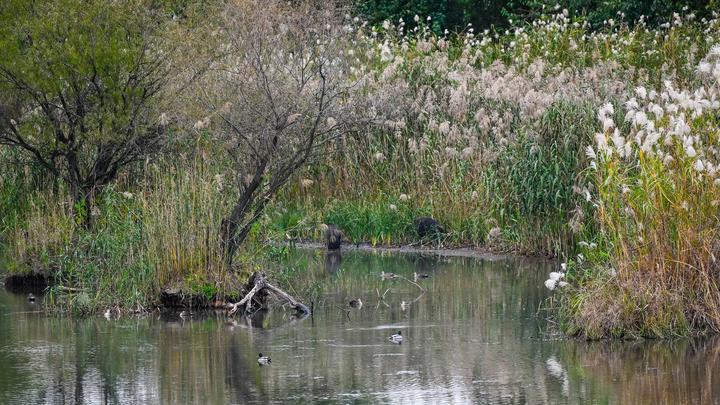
1;6;720;336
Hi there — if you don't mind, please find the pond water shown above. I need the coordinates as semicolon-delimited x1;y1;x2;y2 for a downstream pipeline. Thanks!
1;249;719;404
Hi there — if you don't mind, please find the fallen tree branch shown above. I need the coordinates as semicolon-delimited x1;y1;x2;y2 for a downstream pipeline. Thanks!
225;272;310;316
226;278;264;315
56;285;87;293
265;281;311;314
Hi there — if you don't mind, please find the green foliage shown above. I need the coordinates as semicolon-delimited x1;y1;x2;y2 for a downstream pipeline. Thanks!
492;101;597;253
325;199;418;245
354;0;447;32
354;0;516;33
45;189;155;314
353;0;715;32
503;0;715;28
0;0;170;212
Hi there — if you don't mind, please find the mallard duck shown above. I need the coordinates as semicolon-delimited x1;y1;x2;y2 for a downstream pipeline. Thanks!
380;271;397;280
104;308;112;319
388;331;403;344
27;293;36;303
349;298;363;309
319;223;343;250
257;353;272;365
413;272;430;281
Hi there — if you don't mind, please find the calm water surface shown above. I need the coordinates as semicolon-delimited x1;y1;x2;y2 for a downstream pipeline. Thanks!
1;250;719;404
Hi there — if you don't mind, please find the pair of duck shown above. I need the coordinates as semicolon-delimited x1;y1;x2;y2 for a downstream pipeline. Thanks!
380;271;430;281
257;331;405;366
257;353;272;365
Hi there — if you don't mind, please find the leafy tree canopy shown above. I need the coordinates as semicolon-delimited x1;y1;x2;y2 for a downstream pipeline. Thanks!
354;0;716;33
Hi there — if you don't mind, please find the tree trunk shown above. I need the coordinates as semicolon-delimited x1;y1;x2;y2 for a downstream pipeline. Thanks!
66;149;95;229
220;216;240;267
221;195;272;269
220;171;265;268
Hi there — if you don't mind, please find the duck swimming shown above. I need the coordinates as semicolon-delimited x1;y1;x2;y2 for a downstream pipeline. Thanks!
380;271;397;280
413;272;430;281
349;298;363;309
27;293;36;303
257;353;271;365
388;331;403;344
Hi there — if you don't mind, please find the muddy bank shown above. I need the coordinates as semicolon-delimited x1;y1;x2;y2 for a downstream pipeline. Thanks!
2;272;233;310
159;287;225;309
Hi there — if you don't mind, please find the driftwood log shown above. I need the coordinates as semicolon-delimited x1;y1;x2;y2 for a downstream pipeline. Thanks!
225;272;310;316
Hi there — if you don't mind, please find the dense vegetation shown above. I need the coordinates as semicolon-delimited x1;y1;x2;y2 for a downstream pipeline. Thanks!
1;0;719;339
354;0;716;32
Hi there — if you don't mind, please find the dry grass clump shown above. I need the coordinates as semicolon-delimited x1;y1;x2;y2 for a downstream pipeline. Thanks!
556;45;720;337
140;150;234;289
568;273;694;338
3;148;239;313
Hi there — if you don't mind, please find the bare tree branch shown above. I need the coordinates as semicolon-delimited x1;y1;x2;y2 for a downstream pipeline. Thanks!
192;0;368;267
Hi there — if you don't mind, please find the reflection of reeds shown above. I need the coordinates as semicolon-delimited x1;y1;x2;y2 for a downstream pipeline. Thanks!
558;337;720;404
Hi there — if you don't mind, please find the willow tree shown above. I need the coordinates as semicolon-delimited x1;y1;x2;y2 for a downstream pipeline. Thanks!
0;0;171;225
197;0;363;266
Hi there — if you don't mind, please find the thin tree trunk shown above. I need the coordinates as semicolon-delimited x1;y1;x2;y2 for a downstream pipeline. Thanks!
220;167;265;267
220;216;240;267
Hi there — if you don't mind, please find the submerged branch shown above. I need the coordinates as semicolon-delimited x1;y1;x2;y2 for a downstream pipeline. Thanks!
395;275;426;292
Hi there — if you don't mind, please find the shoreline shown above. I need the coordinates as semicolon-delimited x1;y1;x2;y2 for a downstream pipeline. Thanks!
289;241;556;262
2;244;554;312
